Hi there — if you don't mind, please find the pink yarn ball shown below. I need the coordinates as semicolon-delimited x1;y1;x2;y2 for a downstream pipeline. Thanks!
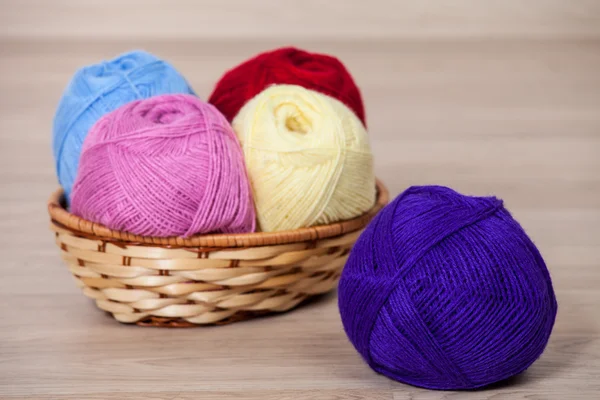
71;94;256;237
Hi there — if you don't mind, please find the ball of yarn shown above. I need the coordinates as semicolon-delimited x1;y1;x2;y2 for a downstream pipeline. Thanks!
232;84;375;232
53;50;195;201
338;186;557;390
71;94;255;237
208;47;366;125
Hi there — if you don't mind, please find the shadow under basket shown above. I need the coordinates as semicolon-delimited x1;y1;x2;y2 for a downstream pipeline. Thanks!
48;180;389;327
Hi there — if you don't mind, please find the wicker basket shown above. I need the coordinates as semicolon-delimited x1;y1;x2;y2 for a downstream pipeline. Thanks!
48;180;388;327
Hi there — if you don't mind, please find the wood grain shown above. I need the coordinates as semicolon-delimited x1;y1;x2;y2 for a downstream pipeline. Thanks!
0;390;396;400
0;3;599;398
1;0;600;40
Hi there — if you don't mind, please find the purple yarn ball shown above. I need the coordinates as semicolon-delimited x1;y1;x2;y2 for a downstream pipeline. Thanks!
338;185;557;390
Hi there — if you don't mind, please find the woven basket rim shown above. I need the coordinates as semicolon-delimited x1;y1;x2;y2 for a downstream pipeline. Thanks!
48;179;388;248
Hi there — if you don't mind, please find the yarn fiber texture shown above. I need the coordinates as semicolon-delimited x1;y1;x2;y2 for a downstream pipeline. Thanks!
338;186;557;390
71;94;255;238
53;50;195;201
232;84;376;233
209;47;366;125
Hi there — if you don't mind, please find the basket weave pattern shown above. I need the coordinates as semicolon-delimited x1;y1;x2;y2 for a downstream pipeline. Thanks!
49;181;388;326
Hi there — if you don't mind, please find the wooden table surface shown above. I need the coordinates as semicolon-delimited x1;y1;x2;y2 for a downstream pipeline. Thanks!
1;2;599;399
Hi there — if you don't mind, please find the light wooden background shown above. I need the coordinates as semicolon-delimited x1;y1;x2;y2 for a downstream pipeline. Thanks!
1;1;599;399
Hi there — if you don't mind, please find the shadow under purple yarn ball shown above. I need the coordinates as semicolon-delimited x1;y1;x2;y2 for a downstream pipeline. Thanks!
338;185;557;390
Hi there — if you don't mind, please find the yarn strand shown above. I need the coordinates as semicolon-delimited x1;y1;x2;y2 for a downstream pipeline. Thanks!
339;185;557;390
71;94;255;237
232;84;375;232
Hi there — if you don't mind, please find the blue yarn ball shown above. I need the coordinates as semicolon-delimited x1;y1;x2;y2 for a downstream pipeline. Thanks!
52;50;195;201
338;185;557;390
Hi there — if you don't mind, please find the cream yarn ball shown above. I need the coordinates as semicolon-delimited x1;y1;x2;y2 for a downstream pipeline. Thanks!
232;84;376;232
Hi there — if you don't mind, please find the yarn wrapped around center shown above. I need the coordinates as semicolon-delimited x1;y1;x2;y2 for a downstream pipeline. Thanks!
53;50;194;201
232;84;375;232
338;186;557;390
71;94;255;237
208;47;366;125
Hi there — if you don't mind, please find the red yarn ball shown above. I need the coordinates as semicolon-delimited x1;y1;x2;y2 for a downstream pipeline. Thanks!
208;47;366;125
